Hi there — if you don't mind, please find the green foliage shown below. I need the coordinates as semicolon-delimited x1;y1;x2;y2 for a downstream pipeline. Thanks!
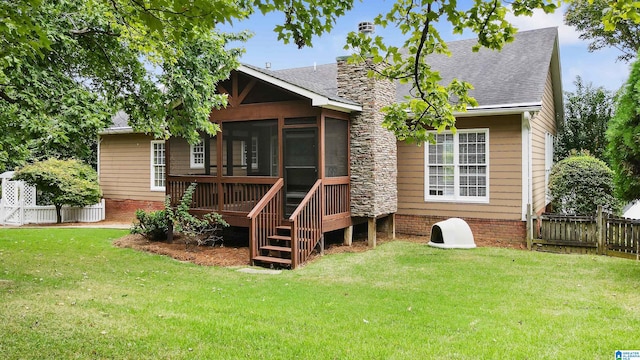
13;158;102;223
606;53;640;202
556;76;613;162
344;0;559;144
565;0;640;62
166;183;229;247
130;183;228;245
548;154;620;215
601;0;640;31
0;0;356;171
1;0;565;166
130;209;169;241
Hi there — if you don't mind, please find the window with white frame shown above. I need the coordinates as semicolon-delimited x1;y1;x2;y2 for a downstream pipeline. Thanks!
545;132;555;202
190;139;205;169
150;140;166;191
425;129;489;202
241;136;259;170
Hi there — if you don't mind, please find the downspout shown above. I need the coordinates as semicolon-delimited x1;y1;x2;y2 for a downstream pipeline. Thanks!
96;135;101;177
521;111;533;221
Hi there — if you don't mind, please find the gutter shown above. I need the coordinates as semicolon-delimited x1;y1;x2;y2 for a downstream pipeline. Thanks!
454;102;542;117
98;126;135;135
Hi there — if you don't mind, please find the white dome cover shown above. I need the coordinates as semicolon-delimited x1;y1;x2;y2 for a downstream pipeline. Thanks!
428;218;476;249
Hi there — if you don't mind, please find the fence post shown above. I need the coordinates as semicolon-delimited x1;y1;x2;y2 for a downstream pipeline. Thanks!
526;204;533;250
596;205;604;255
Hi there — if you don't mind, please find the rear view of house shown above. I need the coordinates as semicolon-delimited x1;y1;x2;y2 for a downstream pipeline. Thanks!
99;27;562;267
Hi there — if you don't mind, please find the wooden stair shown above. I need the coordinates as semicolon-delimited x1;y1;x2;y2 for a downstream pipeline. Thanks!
253;224;293;268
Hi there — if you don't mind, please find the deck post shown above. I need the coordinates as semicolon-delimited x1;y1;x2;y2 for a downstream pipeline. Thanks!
368;217;376;248
386;213;396;239
596;205;604;255
343;225;353;246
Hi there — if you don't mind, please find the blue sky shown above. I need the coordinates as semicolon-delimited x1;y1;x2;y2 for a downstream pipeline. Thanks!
224;1;631;93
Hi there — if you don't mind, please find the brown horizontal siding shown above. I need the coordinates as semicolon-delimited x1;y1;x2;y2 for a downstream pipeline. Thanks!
531;68;557;214
99;133;165;202
397;114;522;221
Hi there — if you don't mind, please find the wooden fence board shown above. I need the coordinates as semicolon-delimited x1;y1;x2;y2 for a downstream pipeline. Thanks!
530;208;639;259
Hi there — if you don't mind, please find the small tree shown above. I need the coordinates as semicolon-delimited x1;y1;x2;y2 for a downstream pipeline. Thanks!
556;76;613;162
548;154;620;215
14;159;101;223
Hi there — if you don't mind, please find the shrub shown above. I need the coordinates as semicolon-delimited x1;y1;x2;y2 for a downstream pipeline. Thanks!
166;183;229;248
130;209;169;241
130;183;228;246
548;154;621;215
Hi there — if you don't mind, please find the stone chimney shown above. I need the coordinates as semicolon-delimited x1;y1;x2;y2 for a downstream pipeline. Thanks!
336;56;397;218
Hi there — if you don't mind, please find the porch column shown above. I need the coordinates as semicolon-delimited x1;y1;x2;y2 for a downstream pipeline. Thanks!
204;133;211;175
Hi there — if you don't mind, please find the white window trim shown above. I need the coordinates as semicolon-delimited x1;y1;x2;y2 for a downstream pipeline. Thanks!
545;132;555;204
424;128;490;204
190;139;205;169
150;140;166;192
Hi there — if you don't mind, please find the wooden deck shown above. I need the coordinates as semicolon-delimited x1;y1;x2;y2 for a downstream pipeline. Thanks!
167;175;351;234
167;175;351;268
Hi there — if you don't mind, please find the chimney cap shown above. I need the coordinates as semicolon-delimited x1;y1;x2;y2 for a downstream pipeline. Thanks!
358;21;375;35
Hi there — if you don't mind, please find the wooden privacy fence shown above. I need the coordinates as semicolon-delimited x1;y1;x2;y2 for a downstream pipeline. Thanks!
527;206;640;260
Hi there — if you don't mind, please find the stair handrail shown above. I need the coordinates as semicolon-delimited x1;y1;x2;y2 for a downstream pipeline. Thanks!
247;178;284;219
289;179;323;268
247;178;284;261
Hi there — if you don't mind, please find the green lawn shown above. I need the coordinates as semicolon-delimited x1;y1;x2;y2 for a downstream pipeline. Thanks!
1;228;639;359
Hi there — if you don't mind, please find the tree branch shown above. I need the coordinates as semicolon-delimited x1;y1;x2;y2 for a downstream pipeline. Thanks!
0;90;17;104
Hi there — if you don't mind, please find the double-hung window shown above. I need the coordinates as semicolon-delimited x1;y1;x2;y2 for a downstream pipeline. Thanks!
190;139;205;169
150;140;166;191
425;129;489;202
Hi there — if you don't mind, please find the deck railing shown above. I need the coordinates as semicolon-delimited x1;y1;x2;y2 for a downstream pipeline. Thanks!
323;177;349;218
247;179;284;261
290;179;323;269
167;175;277;213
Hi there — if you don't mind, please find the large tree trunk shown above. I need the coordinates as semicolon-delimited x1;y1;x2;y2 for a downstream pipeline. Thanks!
55;204;62;224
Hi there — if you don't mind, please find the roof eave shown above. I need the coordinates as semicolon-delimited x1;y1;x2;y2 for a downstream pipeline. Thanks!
99;127;135;135
550;33;564;125
319;100;362;112
454;102;543;117
238;65;361;113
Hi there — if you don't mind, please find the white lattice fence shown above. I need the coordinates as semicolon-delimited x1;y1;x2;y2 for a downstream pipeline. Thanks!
0;176;105;225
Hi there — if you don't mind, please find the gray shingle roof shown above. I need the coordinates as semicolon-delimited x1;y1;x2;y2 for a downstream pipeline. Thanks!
271;27;559;108
242;63;357;106
105;28;559;131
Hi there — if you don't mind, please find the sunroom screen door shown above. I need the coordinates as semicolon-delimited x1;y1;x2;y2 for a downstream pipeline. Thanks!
283;128;318;216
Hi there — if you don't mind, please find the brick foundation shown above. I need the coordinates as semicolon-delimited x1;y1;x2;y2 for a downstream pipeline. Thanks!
396;214;526;248
105;199;164;222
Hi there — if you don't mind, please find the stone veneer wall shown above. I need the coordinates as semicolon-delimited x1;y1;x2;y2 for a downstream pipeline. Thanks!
336;57;397;218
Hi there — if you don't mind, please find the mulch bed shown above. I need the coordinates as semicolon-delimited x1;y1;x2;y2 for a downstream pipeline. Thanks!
112;232;429;267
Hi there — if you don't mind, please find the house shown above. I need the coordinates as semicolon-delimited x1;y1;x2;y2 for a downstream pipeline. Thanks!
98;27;562;267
